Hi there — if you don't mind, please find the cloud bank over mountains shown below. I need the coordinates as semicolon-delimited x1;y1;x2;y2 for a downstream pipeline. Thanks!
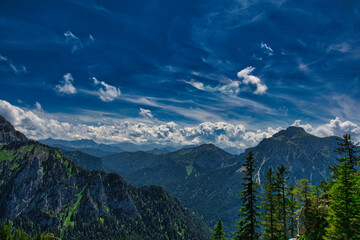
1;99;359;151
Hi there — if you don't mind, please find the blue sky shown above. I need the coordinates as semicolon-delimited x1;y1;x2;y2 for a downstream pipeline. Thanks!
1;0;360;150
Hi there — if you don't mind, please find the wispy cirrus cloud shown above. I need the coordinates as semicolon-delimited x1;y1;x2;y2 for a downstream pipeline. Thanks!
0;54;27;75
64;31;94;53
55;73;77;95
261;42;273;55
93;77;121;102
139;108;153;118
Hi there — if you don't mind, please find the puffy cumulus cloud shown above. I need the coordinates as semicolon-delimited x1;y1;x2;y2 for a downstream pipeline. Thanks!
64;31;94;53
292;117;360;141
0;99;282;150
237;67;268;95
55;73;77;94
93;77;121;102
261;42;273;55
0;54;27;75
139;108;153;118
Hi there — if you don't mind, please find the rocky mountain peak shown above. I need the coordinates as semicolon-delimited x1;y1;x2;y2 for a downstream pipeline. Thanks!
272;126;307;139
0;115;28;144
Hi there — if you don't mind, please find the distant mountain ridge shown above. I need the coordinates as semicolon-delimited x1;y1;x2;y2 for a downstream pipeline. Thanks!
98;126;339;236
0;115;212;240
6;114;341;237
39;137;241;156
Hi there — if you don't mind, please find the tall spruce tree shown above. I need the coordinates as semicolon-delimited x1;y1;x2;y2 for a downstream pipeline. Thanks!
213;219;226;240
261;167;278;240
325;134;360;240
275;165;288;240
233;151;260;240
325;162;360;240
287;184;298;238
334;134;359;171
294;179;313;207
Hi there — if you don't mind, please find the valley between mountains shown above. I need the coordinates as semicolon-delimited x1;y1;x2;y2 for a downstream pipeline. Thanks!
42;121;340;237
0;114;344;239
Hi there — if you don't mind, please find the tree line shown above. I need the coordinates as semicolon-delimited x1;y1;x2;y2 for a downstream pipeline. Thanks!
213;134;360;240
0;220;60;240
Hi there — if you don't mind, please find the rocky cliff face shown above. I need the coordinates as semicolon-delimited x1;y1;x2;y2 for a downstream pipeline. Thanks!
0;115;211;240
0;115;28;143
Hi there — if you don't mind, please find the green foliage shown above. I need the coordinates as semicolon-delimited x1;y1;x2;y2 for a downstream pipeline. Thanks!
0;220;60;240
65;184;87;228
275;165;289;240
213;219;226;240
260;167;280;240
324;163;360;240
294;179;313;207
233;151;260;240
334;134;359;171
287;184;298;238
324;134;360;239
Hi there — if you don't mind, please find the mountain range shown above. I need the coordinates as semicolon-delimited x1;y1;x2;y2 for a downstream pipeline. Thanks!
74;126;338;236
39;138;183;157
1;113;342;238
0;115;212;240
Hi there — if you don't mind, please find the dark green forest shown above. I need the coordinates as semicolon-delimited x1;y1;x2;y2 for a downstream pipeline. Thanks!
0;220;60;240
213;134;360;240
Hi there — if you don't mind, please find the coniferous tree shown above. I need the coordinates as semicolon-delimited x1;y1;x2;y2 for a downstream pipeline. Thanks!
334;134;359;171
0;220;13;240
287;184;298;238
275;165;288;240
325;162;360;240
213;219;226;240
325;134;360;240
261;167;278;240
233;151;260;240
294;179;313;207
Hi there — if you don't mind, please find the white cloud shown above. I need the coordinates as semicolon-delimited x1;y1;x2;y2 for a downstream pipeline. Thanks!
261;42;273;55
55;73;77;95
185;67;267;95
237;66;268;94
139;108;153;118
93;77;121;102
64;31;82;53
3;100;359;151
185;79;242;95
35;102;43;111
292;117;360;141
64;31;94;53
0;99;281;150
0;54;27;75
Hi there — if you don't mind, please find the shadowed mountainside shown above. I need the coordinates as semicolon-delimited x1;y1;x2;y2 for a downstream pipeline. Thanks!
0;115;212;240
99;126;338;236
